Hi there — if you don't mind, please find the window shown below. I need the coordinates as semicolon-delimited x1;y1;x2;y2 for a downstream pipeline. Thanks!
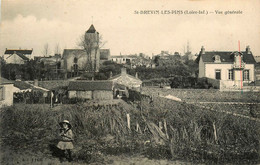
243;70;249;81
215;70;221;80
228;69;233;80
213;55;221;63
74;57;78;64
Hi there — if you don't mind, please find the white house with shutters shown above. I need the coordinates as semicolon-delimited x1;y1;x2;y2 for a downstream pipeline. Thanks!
196;46;256;90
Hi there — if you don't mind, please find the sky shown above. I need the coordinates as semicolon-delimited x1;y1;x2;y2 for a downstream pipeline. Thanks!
0;0;260;57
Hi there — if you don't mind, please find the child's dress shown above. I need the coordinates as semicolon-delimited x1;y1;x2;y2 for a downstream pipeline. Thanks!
57;128;74;150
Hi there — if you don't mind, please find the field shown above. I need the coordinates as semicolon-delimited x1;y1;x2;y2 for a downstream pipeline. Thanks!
0;88;260;164
142;87;260;119
142;87;260;103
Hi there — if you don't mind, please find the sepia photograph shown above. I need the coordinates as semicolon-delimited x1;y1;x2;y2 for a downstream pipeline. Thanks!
0;0;260;164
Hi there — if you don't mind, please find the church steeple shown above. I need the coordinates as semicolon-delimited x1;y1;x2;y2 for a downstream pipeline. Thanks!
86;24;96;33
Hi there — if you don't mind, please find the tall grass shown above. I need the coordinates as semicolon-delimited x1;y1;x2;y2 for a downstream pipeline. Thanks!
0;98;259;164
139;96;260;163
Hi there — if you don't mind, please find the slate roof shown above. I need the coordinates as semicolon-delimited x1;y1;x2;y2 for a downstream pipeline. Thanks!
196;51;256;64
5;49;33;55
86;24;96;33
68;81;113;91
0;77;14;85
100;49;110;60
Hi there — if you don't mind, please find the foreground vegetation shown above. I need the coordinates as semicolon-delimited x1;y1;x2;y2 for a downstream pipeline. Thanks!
0;94;259;164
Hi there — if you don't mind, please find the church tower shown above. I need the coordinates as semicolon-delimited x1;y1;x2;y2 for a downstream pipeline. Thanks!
84;24;100;72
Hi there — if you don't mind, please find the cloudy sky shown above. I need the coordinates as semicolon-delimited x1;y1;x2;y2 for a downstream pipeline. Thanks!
0;0;260;57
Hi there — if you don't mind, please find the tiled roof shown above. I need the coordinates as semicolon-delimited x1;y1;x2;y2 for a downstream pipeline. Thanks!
196;51;256;64
68;81;113;91
86;24;96;33
100;49;110;60
109;73;142;82
5;49;33;55
14;81;33;90
114;83;127;90
38;80;70;90
0;77;14;85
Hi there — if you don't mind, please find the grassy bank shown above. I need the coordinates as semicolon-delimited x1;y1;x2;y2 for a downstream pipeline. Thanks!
0;98;259;164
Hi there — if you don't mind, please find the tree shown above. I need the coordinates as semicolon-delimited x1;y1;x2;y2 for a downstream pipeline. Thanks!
42;43;50;57
54;43;61;55
78;33;106;73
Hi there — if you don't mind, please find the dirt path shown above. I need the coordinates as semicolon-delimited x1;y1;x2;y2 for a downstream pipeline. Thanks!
0;150;193;165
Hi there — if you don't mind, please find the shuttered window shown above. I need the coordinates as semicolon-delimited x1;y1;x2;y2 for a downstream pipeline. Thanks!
228;69;233;80
0;87;4;100
243;70;249;81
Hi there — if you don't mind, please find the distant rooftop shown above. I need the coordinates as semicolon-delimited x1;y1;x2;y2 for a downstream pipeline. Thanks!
5;49;33;55
111;55;138;58
68;80;113;91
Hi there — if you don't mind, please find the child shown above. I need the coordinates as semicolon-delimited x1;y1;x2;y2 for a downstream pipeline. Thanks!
57;120;74;162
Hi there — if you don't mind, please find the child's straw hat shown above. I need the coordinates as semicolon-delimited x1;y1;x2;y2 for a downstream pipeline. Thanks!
59;120;72;129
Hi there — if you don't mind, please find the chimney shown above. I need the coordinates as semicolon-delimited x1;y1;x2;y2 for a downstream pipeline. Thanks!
246;45;251;54
34;79;38;86
201;46;205;54
15;75;21;81
121;67;127;75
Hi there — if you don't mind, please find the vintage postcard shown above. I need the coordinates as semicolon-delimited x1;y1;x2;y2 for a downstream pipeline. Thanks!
0;0;260;164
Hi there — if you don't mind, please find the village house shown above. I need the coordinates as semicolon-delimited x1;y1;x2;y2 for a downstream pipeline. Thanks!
3;49;33;64
67;80;113;100
34;54;63;79
196;46;257;90
100;49;111;64
109;68;142;91
154;51;182;67
35;54;62;66
0;77;15;108
61;24;101;77
111;54;138;64
155;51;173;60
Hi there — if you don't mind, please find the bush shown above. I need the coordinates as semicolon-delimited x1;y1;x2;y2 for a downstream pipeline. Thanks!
1;96;259;164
